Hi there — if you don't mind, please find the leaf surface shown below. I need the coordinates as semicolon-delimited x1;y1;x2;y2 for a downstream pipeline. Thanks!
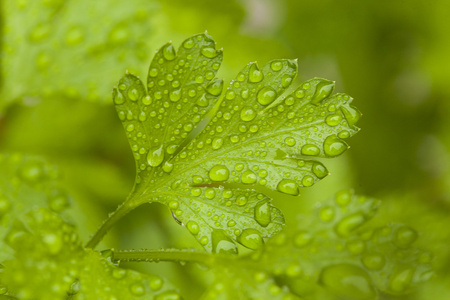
114;33;361;252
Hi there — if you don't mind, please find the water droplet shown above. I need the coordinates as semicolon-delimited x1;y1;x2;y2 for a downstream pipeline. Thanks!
248;63;264;83
320;206;335;222
237;228;263;249
270;61;283;71
212;230;238;254
338;130;350;139
293;230;313;248
341;105;361;126
169;89;181;102
334;213;366;237
201;47;218;58
149;276;163;291
128;88;140;101
183;38;194;49
284;137;296;147
281;75;293;88
130;282;145;295
311;80;334;105
187;221;199;235
241;170;257;184
302;175;314;187
205;188;216;199
335;190;352;206
209;165;230;182
257;86;277;106
346;240;366;255
48;193;70;213
212;137;223;150
112;268;127;279
18;160;45;183
254;201;271;227
162;43;176;60
147;145;165;167
394;226;418;249
162;161;174;173
277;179;299;196
312;162;328;179
206;79;224;96
323;135;348;157
301;144;320;156
326;114;343;126
320;264;376;300
42;233;63;254
155;291;181;300
149;68;158;77
389;268;414;293
362;253;386;270
240;106;257;122
142;95;152;105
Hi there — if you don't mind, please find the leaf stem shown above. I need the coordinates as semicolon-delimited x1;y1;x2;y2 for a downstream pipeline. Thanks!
111;248;231;267
85;201;137;249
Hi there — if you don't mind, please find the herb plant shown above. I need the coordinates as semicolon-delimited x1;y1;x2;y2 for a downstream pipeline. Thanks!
0;33;433;299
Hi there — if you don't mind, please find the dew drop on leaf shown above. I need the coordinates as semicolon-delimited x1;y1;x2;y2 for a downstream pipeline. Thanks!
301;144;320;156
320;264;376;300
201;47;218;58
293;230;313;248
240;106;257;122
248;63;264;83
162;43;176;61
241;170;257;184
257;86;277;105
254;201;271;227
393;226;418;249
389;268;414;293
323;135;348;157
147;145;165;167
206;79;224;96
187;221;199;235
129;282;145;296
325;114;343;126
270;60;283;71
211;229;238;254
312;162;328;179
334;212;366;237
209;165;230;182
362;253;386;270
276;179;299;196
237;228;263;250
310;80;334;105
341;105;361;126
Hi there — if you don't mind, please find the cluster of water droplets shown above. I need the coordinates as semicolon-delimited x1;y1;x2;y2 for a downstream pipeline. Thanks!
259;190;432;299
4;0;157;104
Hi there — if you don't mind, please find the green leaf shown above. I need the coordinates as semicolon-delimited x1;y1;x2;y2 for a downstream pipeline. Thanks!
0;154;181;299
112;33;361;253
261;190;433;299
0;0;160;112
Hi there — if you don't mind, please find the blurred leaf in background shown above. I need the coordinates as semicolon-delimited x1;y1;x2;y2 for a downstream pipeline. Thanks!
0;0;449;299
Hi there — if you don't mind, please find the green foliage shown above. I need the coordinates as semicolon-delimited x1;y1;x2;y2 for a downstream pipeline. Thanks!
0;28;439;300
111;33;360;253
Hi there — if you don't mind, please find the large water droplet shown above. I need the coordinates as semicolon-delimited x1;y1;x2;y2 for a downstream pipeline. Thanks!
323;135;348;157
187;221;199;235
248;63;264;83
312;162;328;179
162;43;176;60
301;144;320;156
320;264;376;300
311;80;334;105
149;276;163;291
335;190;352;206
201;47;218;58
18;161;45;183
167;89;180;102
209;165;230;182
240;106;257;122
147;145;165;167
362;253;386;270
270;61;283;71
341;105;361;126
128;88;140;101
237;228;263;250
389;268;414;293
393;226;418;249
212;137;223;150
241;170;257;184
334;213;366;237
257;86;277;106
206;79;224;96
293;230;313;248
325;114;343;126
277;179;299;196
129;282;145;295
212;230;238;254
254;201;271;227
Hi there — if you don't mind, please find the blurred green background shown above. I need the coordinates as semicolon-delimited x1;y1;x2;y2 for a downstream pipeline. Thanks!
1;0;449;299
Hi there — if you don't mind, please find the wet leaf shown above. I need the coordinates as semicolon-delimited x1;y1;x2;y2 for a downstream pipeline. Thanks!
114;33;361;252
